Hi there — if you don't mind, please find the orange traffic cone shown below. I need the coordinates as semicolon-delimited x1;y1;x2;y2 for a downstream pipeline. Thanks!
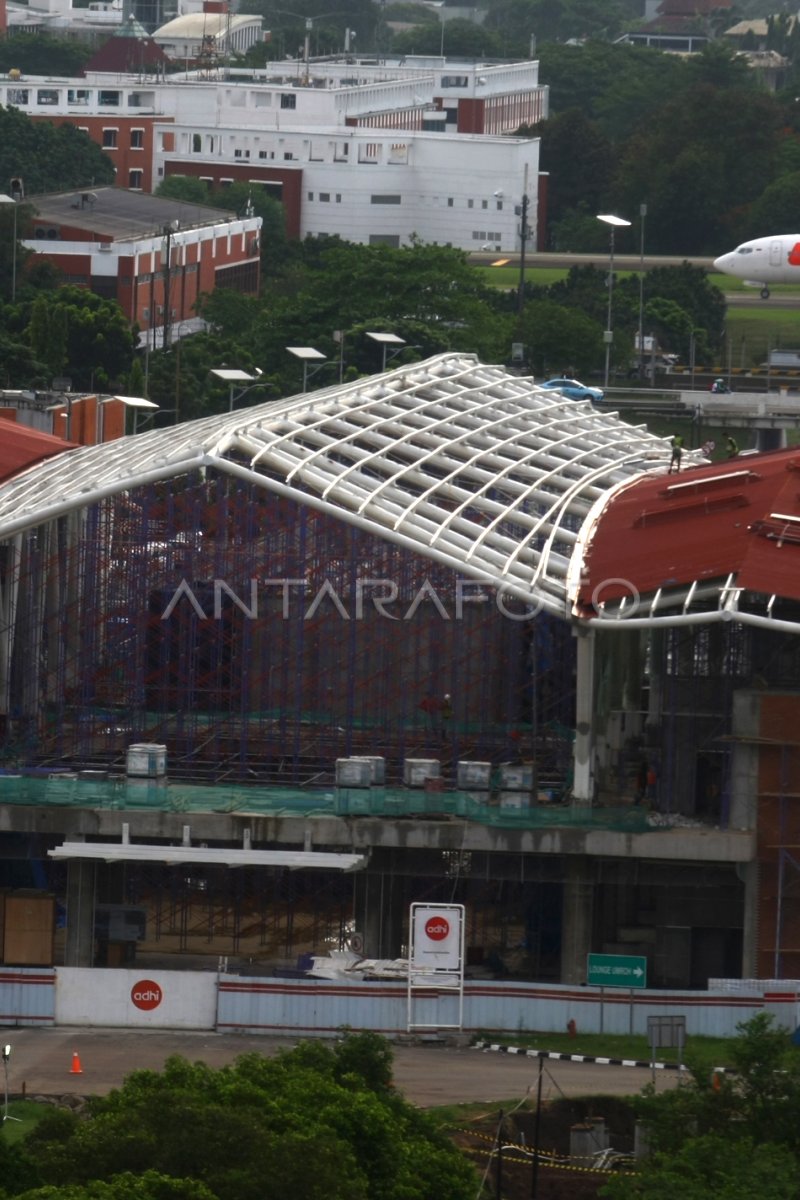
70;1052;83;1075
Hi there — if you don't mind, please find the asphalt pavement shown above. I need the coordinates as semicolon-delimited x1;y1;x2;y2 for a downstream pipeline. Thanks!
2;1027;681;1108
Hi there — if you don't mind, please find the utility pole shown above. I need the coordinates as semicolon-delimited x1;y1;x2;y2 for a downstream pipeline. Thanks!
516;164;530;324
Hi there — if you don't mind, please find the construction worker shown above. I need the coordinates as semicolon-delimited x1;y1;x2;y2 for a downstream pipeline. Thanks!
726;435;739;458
668;433;684;474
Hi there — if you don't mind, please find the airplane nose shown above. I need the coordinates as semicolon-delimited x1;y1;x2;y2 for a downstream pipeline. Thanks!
713;253;729;271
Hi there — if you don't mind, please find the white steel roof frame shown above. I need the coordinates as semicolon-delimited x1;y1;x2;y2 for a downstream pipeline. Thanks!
0;353;718;625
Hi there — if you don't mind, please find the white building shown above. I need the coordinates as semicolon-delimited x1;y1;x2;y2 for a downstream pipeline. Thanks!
153;10;264;61
0;56;547;251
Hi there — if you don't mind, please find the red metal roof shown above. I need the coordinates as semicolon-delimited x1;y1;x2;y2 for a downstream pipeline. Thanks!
0;422;76;485
579;449;800;615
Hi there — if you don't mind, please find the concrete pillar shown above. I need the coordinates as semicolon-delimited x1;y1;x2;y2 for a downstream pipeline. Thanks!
64;857;96;967
572;629;596;802
354;870;405;959
561;856;593;985
646;630;665;726
740;860;760;979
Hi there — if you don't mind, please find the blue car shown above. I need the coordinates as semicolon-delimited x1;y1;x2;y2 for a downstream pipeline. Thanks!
541;377;604;403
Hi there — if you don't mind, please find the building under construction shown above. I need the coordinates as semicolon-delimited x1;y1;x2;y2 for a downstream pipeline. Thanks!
0;354;798;988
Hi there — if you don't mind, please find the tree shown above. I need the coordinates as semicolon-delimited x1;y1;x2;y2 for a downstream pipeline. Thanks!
601;1135;798;1200
22;287;135;392
600;1015;800;1200
155;177;212;205
518;297;605;377
0;106;114;197
13;1035;476;1200
0;33;89;76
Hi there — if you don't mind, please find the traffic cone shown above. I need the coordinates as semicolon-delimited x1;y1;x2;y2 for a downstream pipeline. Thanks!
70;1052;83;1075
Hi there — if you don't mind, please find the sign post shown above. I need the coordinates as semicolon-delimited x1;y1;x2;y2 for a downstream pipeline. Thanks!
586;953;647;1035
407;903;465;1032
586;953;647;989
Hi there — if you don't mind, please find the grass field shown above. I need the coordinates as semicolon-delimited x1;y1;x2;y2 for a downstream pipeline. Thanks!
0;1099;50;1143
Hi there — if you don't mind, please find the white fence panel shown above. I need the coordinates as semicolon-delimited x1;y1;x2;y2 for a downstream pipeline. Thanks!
0;967;55;1026
217;977;408;1036
56;968;217;1029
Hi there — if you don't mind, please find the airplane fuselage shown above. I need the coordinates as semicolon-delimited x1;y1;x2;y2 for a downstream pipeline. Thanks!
713;235;800;297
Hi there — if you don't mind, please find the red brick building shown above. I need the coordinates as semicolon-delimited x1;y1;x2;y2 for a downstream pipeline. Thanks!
24;187;261;346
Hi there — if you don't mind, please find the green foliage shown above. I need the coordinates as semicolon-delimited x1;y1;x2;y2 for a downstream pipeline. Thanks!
0;33;89;76
600;1016;800;1200
390;19;504;58
600;1135;798;1200
154;177;212;206
518;297;604;377
0;105;114;196
20;286;134;391
8;1037;475;1200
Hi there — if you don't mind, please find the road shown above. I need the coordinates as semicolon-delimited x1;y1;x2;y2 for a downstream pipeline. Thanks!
3;1027;680;1108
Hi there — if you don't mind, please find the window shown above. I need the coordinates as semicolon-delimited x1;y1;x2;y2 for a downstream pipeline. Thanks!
192;133;201;152
496;200;503;210
258;150;274;160
369;234;400;247
467;199;474;209
7;88;28;105
319;192;330;202
283;152;293;160
98;90;120;106
67;88;90;105
335;194;341;203
160;131;175;152
130;129;144;149
440;74;468;87
280;94;296;109
482;199;488;209
128;169;143;189
308;191;314;201
102;128;118;148
370;194;401;205
37;89;60;105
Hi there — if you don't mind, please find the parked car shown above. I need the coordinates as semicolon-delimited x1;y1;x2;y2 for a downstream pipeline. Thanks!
540;377;605;403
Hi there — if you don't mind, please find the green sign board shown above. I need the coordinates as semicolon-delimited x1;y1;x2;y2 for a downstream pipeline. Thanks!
587;953;647;989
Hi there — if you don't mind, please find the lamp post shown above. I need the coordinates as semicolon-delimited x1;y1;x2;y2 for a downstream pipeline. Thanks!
2;1043;20;1123
638;203;647;382
0;195;18;302
597;213;631;388
366;330;406;371
110;394;161;435
286;346;327;392
210;367;265;411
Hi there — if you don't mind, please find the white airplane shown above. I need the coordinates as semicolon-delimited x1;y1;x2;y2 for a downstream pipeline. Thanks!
713;234;800;298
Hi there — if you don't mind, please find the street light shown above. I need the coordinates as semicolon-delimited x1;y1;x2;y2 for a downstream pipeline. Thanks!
286;346;327;392
210;367;265;411
110;394;161;434
0;194;18;302
597;213;632;388
2;1043;20;1124
366;331;406;371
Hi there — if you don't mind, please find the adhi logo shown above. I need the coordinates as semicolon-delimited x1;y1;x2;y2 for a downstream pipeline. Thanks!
788;244;800;267
131;979;163;1011
425;915;450;942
